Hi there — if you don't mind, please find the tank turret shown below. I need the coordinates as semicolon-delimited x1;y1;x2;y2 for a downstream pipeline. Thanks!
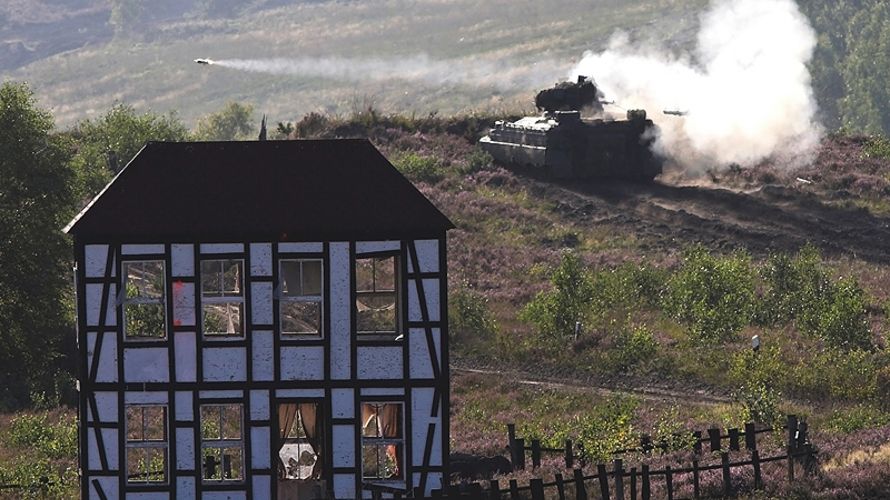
534;75;604;114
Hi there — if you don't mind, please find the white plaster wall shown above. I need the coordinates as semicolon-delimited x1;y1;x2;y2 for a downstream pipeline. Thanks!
250;390;269;421
87;428;119;470
408;279;440;322
252;476;271;499
412;239;440;274
202;492;247;500
333;474;356;500
280;346;324;380
127;492;170;500
84;245;111;278
198;390;242;400
174;332;197;382
356;241;400;254
252;331;274;381
176;477;196;499
124;392;167;405
250;427;271;468
176;428;195;470
203;347;247;382
88;392;118;423
329;243;351;380
249;243;273;276
332;425;355;468
123;348;169;383
199;243;244;254
175;391;193;421
90;477;117;500
411;388;443;467
85;283;116;326
86;332;118;383
408;328;440;379
275;389;324;399
360;388;404;396
331;389;354;419
278;242;323;253
171;244;194;277
172;282;196;327
251;282;273;325
356;346;403;380
121;244;164;255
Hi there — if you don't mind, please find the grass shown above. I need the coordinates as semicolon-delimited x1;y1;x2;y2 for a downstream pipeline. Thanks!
0;409;78;499
10;0;705;128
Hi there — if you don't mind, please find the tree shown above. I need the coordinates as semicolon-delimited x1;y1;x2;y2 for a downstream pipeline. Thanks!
520;252;595;340
192;102;256;141
0;82;76;408
68;104;189;200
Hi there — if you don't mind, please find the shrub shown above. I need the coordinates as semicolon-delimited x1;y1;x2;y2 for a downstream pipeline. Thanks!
449;284;498;342
293;112;330;138
520;252;595;341
7;412;77;460
608;324;658;371
825;404;890;433
729;346;783;425
662;246;755;342
590;264;666;325
457;148;494;175
865;135;890;160
391;151;444;183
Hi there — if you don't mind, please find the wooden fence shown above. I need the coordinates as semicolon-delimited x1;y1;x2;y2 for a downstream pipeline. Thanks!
507;415;808;470
364;415;816;499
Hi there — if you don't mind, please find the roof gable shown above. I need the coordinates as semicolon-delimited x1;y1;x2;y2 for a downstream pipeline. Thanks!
65;139;454;241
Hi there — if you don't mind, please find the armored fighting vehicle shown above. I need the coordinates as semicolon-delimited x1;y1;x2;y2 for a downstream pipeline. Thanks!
480;76;662;181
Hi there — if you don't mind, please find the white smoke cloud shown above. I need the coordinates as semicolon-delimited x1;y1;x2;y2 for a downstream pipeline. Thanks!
571;0;822;171
208;55;565;92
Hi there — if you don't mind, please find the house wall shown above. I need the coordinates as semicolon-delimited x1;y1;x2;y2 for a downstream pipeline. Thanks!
77;238;448;500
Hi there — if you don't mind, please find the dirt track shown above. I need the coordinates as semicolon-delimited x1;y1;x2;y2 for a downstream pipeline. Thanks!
533;178;890;263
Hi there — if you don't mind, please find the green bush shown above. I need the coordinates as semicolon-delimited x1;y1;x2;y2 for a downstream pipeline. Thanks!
729;346;783;425
7;412;77;460
825;404;890;433
793;348;880;401
865;135;890;159
391;151;445;183
662;246;756;342
457;148;494;175
608;324;658;371
520;252;595;340
449;284;498;342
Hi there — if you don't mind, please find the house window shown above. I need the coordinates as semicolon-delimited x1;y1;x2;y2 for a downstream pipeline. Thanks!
278;403;324;480
201;260;244;337
200;404;244;483
279;260;323;336
355;256;399;337
361;403;403;481
122;261;166;339
125;405;168;484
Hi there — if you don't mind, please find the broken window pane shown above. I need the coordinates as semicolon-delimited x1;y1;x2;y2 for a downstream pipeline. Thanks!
355;256;399;336
124;261;164;299
281;302;321;335
356;292;397;334
279;259;323;337
202;302;243;336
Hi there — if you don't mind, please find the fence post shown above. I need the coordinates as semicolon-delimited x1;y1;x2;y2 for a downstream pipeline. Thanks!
665;465;674;500
489;480;501;500
507;423;516;447
507;424;518;471
555;473;567;500
752;449;763;490
614;459;625;500
692;460;700;499
721;452;732;497
787;446;795;483
641;464;650;500
728;428;740;451
787;415;799;451
531;439;542;469
509;479;520;500
573;468;588;500
797;421;809;449
630;467;637;500
693;431;702;455
708;428;721;452
565;439;574;469
598;463;611;500
531;478;545;500
744;422;757;451
513;438;526;470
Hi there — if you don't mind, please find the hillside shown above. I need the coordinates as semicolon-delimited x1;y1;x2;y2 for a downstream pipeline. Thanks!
3;0;705;127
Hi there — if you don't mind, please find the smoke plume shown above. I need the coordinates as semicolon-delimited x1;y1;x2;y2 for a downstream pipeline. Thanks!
572;0;822;171
208;55;564;92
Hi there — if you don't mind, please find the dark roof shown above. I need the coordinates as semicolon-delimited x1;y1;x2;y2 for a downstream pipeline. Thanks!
65;140;454;241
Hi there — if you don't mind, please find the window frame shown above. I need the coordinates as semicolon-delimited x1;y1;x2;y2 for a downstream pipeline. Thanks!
121;260;168;341
124;404;169;485
277;401;325;481
199;403;245;484
354;254;402;339
200;259;246;339
360;401;405;482
278;259;324;339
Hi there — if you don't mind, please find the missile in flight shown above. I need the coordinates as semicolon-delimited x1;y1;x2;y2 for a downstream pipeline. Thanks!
194;58;213;65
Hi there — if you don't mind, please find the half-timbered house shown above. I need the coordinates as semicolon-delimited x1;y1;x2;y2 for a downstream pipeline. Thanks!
65;139;453;499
